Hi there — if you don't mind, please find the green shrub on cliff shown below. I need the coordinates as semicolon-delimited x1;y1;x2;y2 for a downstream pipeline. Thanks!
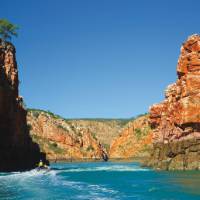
57;124;67;131
135;126;151;140
103;143;110;151
28;108;64;120
91;132;97;140
48;142;64;154
86;145;94;151
0;19;19;43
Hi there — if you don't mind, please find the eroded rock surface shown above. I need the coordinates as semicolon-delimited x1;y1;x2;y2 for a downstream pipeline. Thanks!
0;41;47;172
147;34;200;170
28;110;109;161
109;115;153;159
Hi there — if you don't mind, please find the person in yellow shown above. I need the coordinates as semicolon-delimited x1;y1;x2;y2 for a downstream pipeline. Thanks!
37;160;49;170
38;160;44;168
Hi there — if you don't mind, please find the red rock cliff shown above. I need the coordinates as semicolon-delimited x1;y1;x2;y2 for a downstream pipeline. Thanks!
109;115;152;159
27;110;108;161
0;40;47;171
148;34;200;170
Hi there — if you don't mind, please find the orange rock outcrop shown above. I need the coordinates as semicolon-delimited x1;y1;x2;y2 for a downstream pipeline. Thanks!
0;40;47;171
109;115;152;159
148;34;200;170
28;110;108;161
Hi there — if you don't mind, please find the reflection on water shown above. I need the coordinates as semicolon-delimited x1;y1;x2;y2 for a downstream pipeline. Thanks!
166;171;200;195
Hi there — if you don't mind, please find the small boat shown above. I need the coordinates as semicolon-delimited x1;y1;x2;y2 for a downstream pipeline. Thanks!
36;166;50;172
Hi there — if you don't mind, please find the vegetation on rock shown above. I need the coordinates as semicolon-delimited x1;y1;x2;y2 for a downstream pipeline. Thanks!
27;109;151;162
109;115;153;159
0;19;18;43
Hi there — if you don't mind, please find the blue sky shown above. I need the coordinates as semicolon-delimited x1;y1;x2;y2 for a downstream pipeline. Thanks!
1;0;200;118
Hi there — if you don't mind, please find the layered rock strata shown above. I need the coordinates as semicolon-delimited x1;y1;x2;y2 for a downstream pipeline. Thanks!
28;110;108;161
0;41;47;171
109;115;153;159
147;34;200;170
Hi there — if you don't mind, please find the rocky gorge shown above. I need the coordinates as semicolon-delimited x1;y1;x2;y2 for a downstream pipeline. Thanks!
0;38;152;171
2;34;200;172
27;109;153;162
147;34;200;170
24;34;200;170
0;40;47;172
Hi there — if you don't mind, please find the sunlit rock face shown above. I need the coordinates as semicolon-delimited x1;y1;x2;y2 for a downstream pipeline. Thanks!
0;40;47;172
109;115;153;159
27;110;108;161
147;35;200;170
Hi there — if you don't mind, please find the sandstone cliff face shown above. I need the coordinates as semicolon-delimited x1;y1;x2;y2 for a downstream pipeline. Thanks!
27;110;109;161
65;119;126;149
148;34;200;170
0;41;47;172
28;109;152;161
109;115;153;159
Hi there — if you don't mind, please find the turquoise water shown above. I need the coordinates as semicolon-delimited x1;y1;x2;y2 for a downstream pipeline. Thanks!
0;162;200;200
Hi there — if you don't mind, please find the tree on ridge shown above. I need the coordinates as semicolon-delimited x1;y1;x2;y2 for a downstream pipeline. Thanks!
0;19;19;45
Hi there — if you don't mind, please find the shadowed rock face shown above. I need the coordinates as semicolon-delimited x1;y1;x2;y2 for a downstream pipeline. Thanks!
0;41;47;172
147;34;200;170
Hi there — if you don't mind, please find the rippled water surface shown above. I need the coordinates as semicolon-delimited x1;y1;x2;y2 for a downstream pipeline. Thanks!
0;162;200;200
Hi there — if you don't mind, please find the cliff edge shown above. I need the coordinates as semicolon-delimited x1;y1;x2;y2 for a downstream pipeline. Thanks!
147;34;200;170
0;41;47;171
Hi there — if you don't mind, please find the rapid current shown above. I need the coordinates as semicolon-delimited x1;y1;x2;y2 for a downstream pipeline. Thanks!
0;162;200;200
